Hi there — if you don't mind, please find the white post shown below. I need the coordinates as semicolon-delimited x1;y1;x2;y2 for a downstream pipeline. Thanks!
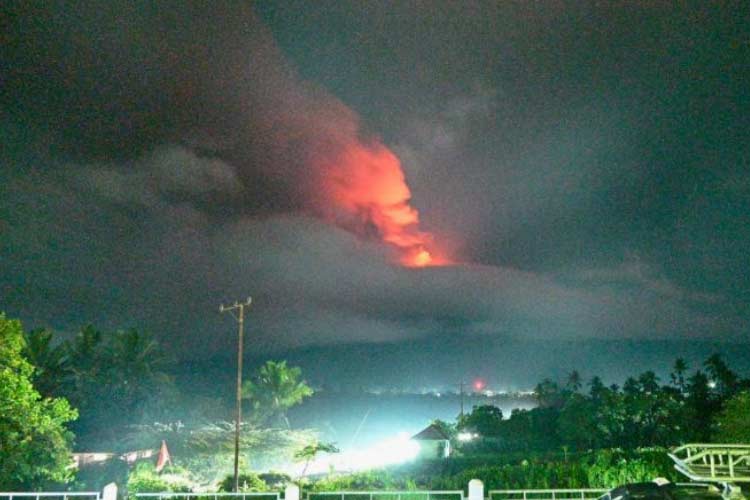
286;484;301;500
469;479;484;500
102;483;117;500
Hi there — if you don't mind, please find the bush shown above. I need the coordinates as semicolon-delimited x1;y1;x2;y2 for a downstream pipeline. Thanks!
311;470;404;491
218;473;268;492
307;448;677;491
258;472;292;489
127;462;193;494
127;463;170;494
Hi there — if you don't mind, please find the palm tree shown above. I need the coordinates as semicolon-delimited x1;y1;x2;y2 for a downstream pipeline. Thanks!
533;378;561;408
110;328;171;380
21;328;71;397
566;370;582;393
242;360;313;428
67;326;173;435
670;358;688;392
704;353;738;396
588;376;606;401
109;329;174;419
638;371;660;394
65;324;105;379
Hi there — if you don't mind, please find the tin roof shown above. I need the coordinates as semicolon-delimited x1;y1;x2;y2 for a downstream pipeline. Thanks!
411;423;450;441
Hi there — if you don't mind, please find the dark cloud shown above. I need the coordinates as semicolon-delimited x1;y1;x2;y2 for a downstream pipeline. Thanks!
1;154;738;355
1;1;748;362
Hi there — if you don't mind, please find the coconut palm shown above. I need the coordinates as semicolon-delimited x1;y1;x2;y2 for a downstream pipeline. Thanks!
21;328;72;397
108;328;175;420
566;370;582;393
670;358;688;392
242;360;313;428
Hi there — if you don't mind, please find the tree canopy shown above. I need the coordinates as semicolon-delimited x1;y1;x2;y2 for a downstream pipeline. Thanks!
714;391;750;443
0;314;77;489
458;404;504;436
21;324;176;448
457;353;749;453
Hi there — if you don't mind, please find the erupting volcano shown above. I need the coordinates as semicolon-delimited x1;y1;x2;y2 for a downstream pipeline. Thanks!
313;140;449;267
224;9;450;267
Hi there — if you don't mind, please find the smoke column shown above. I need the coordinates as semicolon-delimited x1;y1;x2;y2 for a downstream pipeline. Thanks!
235;13;449;268
2;1;449;268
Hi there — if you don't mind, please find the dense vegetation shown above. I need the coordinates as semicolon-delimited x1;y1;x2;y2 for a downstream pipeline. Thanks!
21;323;179;449
454;359;750;452
309;448;679;490
2;311;749;493
2;314;316;491
304;358;750;492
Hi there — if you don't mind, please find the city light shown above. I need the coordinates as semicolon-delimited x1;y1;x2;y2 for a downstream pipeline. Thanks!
457;432;478;442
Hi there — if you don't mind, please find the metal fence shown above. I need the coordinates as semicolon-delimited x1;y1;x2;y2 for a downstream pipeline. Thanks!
488;489;607;500
669;443;750;483
135;494;280;500
0;493;101;500
305;491;465;500
0;487;612;500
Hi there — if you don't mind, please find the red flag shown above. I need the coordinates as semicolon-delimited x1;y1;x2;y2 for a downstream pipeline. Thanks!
155;440;172;472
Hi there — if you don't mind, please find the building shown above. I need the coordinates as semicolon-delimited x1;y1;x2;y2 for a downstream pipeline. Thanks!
72;448;156;469
411;423;451;459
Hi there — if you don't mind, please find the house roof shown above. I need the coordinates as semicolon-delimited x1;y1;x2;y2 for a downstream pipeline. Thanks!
411;423;450;441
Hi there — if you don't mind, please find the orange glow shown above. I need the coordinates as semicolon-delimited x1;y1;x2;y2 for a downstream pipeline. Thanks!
411;248;433;267
312;141;449;267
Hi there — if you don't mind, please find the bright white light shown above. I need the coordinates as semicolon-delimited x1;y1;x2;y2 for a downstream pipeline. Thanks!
298;432;420;476
457;432;476;442
708;380;717;389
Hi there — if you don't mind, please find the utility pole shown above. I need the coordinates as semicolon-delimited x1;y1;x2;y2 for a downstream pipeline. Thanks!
460;381;465;420
220;297;252;493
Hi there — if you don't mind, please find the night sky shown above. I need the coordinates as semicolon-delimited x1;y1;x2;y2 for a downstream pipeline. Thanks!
2;2;749;378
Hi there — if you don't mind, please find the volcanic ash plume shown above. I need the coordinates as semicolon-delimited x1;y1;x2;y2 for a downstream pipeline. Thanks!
148;7;450;267
238;16;448;268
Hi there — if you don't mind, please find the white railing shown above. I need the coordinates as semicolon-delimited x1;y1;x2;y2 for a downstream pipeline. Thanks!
0;493;101;500
488;489;607;500
305;491;465;500
135;494;280;500
669;444;750;483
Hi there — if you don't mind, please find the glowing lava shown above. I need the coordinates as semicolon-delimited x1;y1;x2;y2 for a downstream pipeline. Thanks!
411;248;433;267
313;140;449;267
